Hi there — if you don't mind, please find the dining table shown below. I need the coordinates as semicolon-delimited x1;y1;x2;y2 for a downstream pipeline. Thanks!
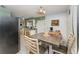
30;32;62;46
30;32;65;54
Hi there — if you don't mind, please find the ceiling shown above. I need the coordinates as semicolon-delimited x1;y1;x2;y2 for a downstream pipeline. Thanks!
5;5;69;17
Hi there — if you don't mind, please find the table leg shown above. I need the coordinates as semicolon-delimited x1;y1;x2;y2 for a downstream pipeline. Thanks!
49;45;53;54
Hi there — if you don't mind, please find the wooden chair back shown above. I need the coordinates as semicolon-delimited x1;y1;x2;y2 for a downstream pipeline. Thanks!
67;34;75;54
24;35;39;54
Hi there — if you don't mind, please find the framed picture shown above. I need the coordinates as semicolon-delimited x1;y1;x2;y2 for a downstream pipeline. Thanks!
51;20;59;26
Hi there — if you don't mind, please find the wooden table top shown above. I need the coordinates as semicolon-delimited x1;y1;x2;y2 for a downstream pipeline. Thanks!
30;32;62;46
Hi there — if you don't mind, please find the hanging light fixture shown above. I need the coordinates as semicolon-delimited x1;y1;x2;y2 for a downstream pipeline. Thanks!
37;6;46;16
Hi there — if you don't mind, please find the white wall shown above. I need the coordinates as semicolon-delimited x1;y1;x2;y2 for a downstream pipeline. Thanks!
36;12;67;39
66;5;77;54
66;6;73;36
71;6;77;54
36;19;45;33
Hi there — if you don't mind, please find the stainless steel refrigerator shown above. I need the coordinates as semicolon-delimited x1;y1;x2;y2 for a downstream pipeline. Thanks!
0;16;19;54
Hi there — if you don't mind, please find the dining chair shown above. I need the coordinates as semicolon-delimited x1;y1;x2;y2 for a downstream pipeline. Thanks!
23;35;49;54
52;33;75;54
67;34;75;54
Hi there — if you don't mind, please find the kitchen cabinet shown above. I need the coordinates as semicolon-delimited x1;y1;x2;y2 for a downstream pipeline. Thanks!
0;7;11;16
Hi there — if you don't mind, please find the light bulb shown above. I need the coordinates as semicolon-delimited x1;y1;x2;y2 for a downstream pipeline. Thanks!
40;9;43;12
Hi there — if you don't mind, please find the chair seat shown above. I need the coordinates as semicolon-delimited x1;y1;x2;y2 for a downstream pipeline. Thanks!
52;44;67;54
